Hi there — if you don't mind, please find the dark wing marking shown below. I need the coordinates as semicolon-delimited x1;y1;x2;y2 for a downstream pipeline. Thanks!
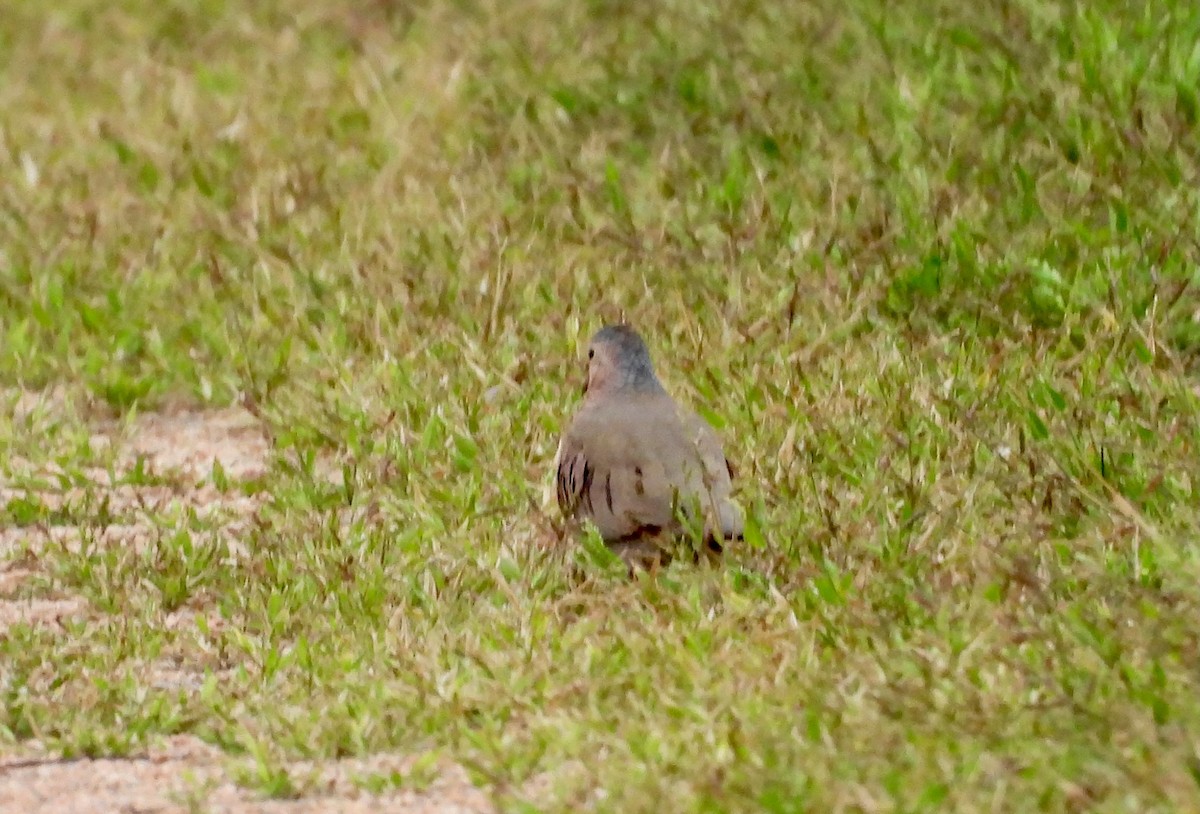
556;454;569;512
555;461;563;510
581;460;595;515
555;443;600;524
556;451;580;517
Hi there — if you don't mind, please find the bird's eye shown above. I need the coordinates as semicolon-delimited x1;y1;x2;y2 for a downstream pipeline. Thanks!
588;349;595;359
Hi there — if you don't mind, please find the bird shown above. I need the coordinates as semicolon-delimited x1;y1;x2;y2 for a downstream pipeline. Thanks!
553;324;743;568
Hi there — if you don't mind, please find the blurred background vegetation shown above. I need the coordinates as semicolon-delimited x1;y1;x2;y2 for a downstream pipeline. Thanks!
2;1;1200;811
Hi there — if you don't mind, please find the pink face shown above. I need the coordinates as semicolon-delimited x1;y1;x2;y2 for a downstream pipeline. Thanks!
583;338;619;396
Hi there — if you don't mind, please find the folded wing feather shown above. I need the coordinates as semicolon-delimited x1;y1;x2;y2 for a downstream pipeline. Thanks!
555;393;742;548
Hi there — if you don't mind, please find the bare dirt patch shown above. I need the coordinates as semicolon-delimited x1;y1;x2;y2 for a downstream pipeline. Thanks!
1;400;494;812
0;404;270;634
0;736;494;814
117;406;270;482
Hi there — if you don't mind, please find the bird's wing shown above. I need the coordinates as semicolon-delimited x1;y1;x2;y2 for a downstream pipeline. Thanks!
555;399;686;543
679;408;744;542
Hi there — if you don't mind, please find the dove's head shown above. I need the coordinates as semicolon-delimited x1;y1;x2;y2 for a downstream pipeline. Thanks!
584;324;665;397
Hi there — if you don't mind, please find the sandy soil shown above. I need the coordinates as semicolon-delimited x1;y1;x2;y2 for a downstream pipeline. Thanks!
0;735;493;813
0;396;495;814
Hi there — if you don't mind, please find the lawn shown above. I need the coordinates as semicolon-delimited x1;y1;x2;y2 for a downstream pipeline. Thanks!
2;0;1200;811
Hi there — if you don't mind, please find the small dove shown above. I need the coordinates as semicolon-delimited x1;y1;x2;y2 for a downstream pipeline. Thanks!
554;324;743;567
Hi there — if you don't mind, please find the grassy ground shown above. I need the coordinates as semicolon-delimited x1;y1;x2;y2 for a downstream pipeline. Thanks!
3;0;1200;810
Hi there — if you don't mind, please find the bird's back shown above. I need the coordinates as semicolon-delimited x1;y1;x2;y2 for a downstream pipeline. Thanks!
556;390;742;550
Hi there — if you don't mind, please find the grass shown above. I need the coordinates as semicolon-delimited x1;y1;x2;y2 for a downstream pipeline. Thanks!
2;0;1200;810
